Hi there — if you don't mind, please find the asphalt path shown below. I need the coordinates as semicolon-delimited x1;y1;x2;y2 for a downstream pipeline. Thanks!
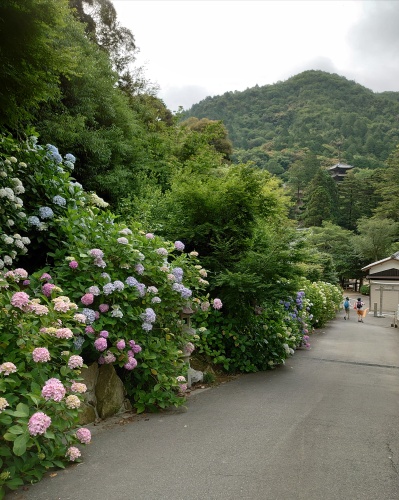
7;300;399;500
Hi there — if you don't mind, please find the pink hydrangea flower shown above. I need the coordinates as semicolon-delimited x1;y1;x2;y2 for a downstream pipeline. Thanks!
89;248;104;258
42;283;55;297
116;340;126;350
117;237;129;245
0;362;17;376
76;428;91;444
179;383;188;393
145;233;154;239
40;273;52;281
156;247;168;256
213;298;223;310
53;298;70;313
81;293;94;306
201;301;210;312
174;240;185;251
41;378;66;402
94;311;100;320
65;395;81;409
66;446;81;461
0;397;9;413
176;375;186;383
23;279;30;286
55;328;73;339
68;355;84;369
103;351;116;364
28;412;51;436
124;357;138;370
99;330;109;338
14;268;29;279
29;303;49;315
11;291;30;309
133;343;142;353
99;304;109;313
85;325;95;334
94;337;107;352
71;382;87;393
74;313;87;323
32;347;51;363
69;260;79;269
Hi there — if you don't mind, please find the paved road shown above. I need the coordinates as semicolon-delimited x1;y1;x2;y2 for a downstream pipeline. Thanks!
7;304;399;500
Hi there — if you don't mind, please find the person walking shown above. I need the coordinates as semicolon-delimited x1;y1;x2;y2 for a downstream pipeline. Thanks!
343;296;350;320
356;297;364;322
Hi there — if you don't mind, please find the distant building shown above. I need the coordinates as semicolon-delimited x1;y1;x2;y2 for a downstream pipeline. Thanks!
362;251;399;315
328;163;354;182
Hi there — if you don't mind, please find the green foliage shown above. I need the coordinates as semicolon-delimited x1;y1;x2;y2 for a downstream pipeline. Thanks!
360;285;370;296
304;222;357;281
352;217;399;263
0;272;89;496
0;0;82;129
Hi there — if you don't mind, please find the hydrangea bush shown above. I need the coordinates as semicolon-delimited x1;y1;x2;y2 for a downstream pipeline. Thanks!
0;134;108;270
299;279;342;328
192;289;313;372
37;206;213;413
0;270;91;497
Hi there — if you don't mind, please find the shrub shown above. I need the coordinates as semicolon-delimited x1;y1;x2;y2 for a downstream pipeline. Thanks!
360;284;370;295
0;269;90;497
192;290;312;373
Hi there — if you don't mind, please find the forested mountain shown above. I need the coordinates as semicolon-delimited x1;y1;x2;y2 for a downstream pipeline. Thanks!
184;71;399;174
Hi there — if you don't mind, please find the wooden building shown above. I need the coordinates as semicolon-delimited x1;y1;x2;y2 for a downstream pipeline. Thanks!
362;252;399;315
328;163;354;182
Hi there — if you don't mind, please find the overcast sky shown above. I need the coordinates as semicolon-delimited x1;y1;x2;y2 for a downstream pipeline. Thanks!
113;0;399;112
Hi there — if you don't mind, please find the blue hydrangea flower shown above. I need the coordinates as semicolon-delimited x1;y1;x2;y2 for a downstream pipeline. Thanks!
82;308;96;324
52;195;66;206
38;206;54;219
126;276;139;287
103;283;115;295
73;336;85;350
140;308;156;323
27;216;41;226
113;280;125;291
65;153;76;164
172;267;184;283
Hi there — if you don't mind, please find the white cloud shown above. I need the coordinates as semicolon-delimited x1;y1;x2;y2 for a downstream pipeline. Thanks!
113;0;399;109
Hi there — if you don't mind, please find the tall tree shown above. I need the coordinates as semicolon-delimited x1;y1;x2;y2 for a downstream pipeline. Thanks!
353;218;399;263
300;169;339;227
337;168;382;230
374;145;399;221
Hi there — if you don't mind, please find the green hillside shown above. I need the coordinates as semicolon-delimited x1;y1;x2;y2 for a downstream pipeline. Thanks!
184;70;399;174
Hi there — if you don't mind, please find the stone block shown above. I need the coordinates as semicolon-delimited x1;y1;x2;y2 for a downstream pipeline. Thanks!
95;364;126;420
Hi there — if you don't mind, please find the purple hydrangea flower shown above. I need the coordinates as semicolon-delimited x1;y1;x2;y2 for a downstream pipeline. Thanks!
174;241;185;251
